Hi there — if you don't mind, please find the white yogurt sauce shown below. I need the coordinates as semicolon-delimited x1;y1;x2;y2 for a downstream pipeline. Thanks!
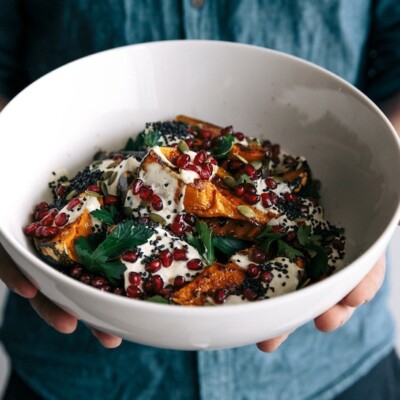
122;227;203;290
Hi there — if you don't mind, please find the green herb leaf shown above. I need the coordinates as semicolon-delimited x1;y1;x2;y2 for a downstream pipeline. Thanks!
276;240;304;261
90;205;117;225
124;135;144;151
186;221;215;265
307;244;329;279
144;130;162;147
211;134;234;159
147;295;169;304
74;220;154;285
235;174;254;186
212;236;249;257
196;221;215;265
257;225;286;240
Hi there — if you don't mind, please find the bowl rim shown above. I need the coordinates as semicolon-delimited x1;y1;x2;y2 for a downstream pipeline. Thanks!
0;39;399;316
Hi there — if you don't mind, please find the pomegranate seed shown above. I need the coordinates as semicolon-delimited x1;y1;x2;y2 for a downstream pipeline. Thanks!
184;164;200;173
150;275;164;292
272;225;284;233
194;150;207;165
244;193;260;205
87;184;100;193
234;183;245;197
285;231;297;242
176;154;190;169
271;144;280;155
131;178;143;195
260;270;273;283
127;285;142;298
159;250;173;267
199;129;211;139
113;287;125;296
234;132;245;141
146;259;161;273
35;208;50;221
247;263;260;277
229;160;243;170
184;214;196;226
67;198;81;211
244;183;256;194
49;208;59;217
173;248;188;261
57;185;67;198
40;214;54;227
34;226;45;239
265;178;277;189
209;157;218;166
150;194;163;211
80;274;91;285
185;138;194;148
34;202;49;211
104;195;118;205
122;250;138;263
70;266;82;279
54;212;69;227
128;271;141;286
170;222;184;236
202;139;212;149
91;276;109;288
24;223;38;236
113;153;124;161
251;247;266;263
143;279;154;293
173;276;186;289
261;193;273;208
41;226;59;239
199;168;211;180
214;288;227;304
202;162;214;175
243;288;257;301
187;258;202;271
139;185;153;201
284;193;297;203
243;164;256;177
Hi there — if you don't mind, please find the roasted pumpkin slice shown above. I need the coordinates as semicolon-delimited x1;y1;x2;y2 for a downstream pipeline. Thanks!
172;262;245;306
204;218;263;240
140;147;276;224
34;210;93;265
228;143;268;163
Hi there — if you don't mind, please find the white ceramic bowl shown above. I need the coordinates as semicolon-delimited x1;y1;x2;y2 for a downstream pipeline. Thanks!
0;41;399;350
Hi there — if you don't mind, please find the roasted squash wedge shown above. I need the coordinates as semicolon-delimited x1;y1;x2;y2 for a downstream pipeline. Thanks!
34;209;93;265
172;262;245;306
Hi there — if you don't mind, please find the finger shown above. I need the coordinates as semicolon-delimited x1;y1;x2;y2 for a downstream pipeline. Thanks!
314;303;355;332
90;328;122;349
0;244;37;298
256;333;291;352
30;292;77;334
342;255;386;308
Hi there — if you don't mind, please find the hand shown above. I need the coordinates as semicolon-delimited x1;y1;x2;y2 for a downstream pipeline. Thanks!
256;254;386;352
0;244;122;348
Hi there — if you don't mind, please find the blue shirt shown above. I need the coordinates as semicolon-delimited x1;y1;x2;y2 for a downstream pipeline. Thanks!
0;1;399;399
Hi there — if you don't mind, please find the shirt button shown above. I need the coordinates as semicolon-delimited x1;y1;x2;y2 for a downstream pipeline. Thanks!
192;0;204;8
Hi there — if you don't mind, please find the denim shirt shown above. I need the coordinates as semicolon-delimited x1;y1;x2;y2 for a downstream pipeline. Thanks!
0;1;399;399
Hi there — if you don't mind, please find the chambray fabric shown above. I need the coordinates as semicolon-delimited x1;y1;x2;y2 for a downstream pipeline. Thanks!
0;1;399;399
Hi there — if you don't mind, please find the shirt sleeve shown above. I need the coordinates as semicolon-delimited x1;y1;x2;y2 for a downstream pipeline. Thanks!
365;0;400;103
0;0;25;99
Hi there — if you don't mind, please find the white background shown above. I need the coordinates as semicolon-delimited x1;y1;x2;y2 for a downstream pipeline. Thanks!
0;228;399;396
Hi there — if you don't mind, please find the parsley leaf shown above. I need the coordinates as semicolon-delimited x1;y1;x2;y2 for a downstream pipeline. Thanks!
257;225;303;261
74;220;154;285
91;205;117;225
144;130;162;147
212;236;249;257
235;174;254;186
186;221;215;265
211;134;234;159
147;295;169;304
